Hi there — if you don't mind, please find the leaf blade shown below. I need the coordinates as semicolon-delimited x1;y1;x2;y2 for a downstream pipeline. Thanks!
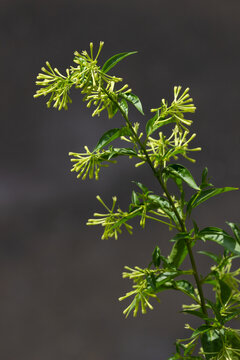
163;164;200;190
94;127;131;151
187;187;238;214
102;51;137;73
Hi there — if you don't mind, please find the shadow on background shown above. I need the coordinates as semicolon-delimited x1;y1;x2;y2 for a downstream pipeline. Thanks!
1;1;240;359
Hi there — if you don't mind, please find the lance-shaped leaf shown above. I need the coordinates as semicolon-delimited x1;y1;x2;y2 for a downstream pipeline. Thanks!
105;147;137;159
102;51;137;73
173;280;196;298
187;187;238;215
152;246;161;267
133;181;149;194
145;112;174;136
119;98;129;118
163;164;200;190
119;92;144;115
201;329;224;360
219;279;232;305
147;194;181;226
168;232;193;268
227;221;240;244
94;127;132;151
198;227;240;255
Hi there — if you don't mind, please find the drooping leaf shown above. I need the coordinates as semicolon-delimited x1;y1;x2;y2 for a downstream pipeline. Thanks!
155;270;179;290
174;280;195;298
131;190;139;206
102;51;137;73
168;238;188;268
119;98;129;118
227;221;240;244
181;309;210;321
147;194;180;226
219;279;232;305
206;299;222;323
198;250;220;263
105;147;137;159
133;181;149;194
187;187;238;214
163;164;200;190
198;227;240;255
94;127;131;151
201;329;223;360
152;246;161;267
120;92;144;115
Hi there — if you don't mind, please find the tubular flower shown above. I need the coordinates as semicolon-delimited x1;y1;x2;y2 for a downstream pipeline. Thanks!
34;42;130;117
87;196;133;240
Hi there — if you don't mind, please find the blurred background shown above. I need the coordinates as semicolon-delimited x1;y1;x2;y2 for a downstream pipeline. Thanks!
1;0;240;359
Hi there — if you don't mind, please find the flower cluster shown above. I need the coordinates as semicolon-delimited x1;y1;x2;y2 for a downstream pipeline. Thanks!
34;42;130;117
87;196;133;240
148;126;201;166
118;266;159;317
69;146;117;180
150;86;196;131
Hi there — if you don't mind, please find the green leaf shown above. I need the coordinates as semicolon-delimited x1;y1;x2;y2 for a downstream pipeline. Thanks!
198;250;220;263
198;227;240;255
119;98;128;118
152;246;161;267
200;167;213;189
131;190;139;206
105;147;137;159
147;194;180;226
219;279;232;305
133;181;149;194
168;238;188;268
119;92;144;115
145;112;174;136
187;187;238;214
174;280;195;298
201;329;223;360
227;221;240;243
102;51;137;73
163;164;200;190
181;309;210;320
94;127;131;151
224;309;240;322
206;299;222;323
191;325;212;339
155;271;179;289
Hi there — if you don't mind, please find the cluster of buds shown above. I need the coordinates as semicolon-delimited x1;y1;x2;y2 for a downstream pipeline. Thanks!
87;196;133;240
34;42;130;117
118;266;159;317
69;146;116;180
147;126;202;167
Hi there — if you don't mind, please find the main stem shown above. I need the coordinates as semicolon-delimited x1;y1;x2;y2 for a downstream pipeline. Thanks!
117;105;208;319
105;90;208;319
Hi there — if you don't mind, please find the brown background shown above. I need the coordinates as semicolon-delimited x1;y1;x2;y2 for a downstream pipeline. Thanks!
1;0;240;359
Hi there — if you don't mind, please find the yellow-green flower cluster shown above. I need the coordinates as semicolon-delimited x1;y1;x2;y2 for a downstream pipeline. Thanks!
34;42;130;117
119;266;159;317
87;196;133;240
69;146;116;180
151;86;196;131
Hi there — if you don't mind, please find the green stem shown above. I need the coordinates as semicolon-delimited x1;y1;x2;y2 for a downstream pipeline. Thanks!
105;90;208;320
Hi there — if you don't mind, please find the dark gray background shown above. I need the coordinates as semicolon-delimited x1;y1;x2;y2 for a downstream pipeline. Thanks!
1;1;240;359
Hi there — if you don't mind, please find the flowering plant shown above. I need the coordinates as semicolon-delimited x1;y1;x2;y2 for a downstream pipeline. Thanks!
35;42;240;360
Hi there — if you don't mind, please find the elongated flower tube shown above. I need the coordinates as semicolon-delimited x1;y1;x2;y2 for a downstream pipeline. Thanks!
34;42;130;117
87;196;133;239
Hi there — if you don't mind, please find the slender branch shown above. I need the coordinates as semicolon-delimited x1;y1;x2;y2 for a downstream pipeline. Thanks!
105;90;209;320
